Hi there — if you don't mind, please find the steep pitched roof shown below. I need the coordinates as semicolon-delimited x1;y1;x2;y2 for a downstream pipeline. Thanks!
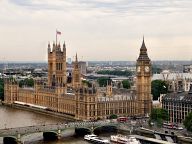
137;37;150;61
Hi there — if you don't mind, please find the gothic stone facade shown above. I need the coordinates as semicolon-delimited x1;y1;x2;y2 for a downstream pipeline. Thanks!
4;39;152;120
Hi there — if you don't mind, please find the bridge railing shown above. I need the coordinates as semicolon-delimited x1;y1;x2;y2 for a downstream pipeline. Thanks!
0;120;117;137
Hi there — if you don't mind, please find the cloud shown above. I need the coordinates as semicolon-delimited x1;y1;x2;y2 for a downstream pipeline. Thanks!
1;0;192;61
8;0;192;16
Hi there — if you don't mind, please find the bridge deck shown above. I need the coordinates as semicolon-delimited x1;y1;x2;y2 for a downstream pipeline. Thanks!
0;121;115;137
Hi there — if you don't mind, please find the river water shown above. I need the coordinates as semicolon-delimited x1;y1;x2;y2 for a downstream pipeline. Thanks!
0;106;112;144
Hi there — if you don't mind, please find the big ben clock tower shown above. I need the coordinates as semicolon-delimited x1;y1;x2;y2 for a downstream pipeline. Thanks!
136;37;152;116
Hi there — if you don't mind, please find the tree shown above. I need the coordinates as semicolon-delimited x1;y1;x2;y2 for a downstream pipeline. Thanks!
0;78;4;100
150;108;169;127
82;80;92;87
122;80;131;89
109;114;118;119
161;109;169;121
150;108;169;121
151;80;168;100
19;78;34;87
97;70;132;77
183;112;192;132
97;77;111;87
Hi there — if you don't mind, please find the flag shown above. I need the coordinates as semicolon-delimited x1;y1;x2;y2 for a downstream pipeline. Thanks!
56;30;61;35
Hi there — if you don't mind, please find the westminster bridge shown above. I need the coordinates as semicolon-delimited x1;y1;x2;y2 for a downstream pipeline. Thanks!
0;121;121;144
1;120;190;144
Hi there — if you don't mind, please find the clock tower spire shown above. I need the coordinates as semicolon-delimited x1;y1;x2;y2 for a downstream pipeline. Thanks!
136;37;152;116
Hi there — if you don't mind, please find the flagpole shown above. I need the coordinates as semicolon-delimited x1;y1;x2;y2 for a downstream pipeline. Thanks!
56;29;57;46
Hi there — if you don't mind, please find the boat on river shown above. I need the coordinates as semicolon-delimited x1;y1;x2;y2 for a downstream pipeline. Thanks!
110;134;140;144
84;134;110;144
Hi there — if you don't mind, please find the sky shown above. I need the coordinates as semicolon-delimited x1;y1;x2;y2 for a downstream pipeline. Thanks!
1;0;192;62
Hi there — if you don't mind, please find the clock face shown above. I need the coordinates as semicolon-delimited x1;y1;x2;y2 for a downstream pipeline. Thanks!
145;66;150;72
137;66;140;72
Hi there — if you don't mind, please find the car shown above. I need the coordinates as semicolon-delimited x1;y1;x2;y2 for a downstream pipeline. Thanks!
150;122;154;126
176;127;183;130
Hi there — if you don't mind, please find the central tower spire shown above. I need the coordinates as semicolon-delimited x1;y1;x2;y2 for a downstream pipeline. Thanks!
137;36;150;62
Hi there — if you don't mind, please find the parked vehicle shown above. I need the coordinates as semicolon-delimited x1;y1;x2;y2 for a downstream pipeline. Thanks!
117;117;128;123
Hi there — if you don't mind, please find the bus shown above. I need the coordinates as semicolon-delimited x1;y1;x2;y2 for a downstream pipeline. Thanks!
163;123;183;130
163;123;174;129
117;117;128;123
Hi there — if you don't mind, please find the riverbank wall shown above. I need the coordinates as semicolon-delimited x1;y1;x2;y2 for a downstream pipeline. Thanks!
2;102;75;121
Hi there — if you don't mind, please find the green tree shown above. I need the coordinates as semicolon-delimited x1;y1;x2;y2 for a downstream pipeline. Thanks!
150;108;169;127
122;80;131;89
156;118;163;127
82;80;92;87
161;109;169;121
97;77;111;87
151;80;168;100
97;70;132;77
183;112;192;132
150;108;169;121
0;78;4;100
109;114;118;119
19;78;34;87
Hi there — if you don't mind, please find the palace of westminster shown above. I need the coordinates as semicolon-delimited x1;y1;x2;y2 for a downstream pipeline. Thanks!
4;38;152;120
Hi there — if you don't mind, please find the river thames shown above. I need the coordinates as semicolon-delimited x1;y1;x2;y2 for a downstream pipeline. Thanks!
0;105;112;144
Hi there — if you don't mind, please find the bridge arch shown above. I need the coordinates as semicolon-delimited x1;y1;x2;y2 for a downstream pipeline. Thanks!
43;131;58;141
93;125;118;134
3;136;17;144
75;127;92;136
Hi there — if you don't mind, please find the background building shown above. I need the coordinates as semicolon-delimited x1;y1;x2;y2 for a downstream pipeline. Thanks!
153;70;192;92
162;85;192;123
183;65;192;73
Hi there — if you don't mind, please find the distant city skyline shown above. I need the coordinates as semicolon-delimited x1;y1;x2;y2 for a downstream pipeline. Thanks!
1;0;192;61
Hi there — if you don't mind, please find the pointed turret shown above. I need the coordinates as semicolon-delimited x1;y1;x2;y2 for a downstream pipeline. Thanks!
63;41;66;52
48;42;51;53
137;36;150;61
141;36;147;49
58;42;61;48
72;53;81;88
63;41;66;49
75;53;78;62
74;53;79;69
48;42;50;48
52;42;56;51
106;80;112;96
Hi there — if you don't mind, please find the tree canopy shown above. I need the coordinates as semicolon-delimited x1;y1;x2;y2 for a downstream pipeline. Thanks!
97;77;111;87
183;112;192;132
82;80;92;87
19;78;34;87
122;80;131;89
151;80;168;100
97;70;132;77
109;114;118;119
150;108;169;127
